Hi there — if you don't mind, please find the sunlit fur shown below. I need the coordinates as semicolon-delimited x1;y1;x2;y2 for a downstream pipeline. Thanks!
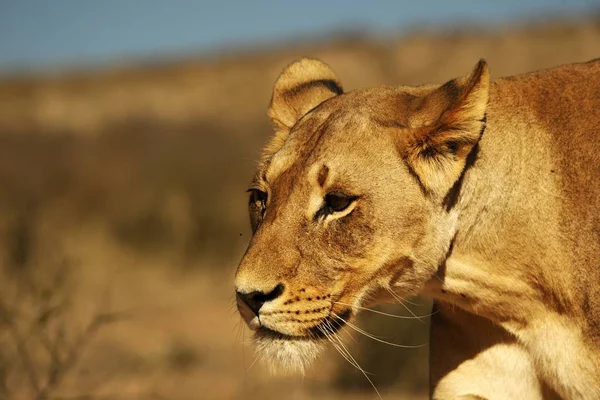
235;57;600;399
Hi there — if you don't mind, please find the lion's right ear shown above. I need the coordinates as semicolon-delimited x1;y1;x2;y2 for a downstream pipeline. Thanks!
403;60;490;200
266;58;343;152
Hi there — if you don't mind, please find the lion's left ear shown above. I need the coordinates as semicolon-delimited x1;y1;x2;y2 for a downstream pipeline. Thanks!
403;59;490;199
264;58;343;157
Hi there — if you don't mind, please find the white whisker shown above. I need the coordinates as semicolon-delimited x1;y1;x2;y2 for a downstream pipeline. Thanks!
322;320;382;400
397;297;425;307
246;354;260;372
334;301;437;319
331;314;427;349
322;321;362;368
318;325;362;370
385;287;426;324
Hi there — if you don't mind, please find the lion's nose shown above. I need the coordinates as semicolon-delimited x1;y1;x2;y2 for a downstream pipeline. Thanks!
236;283;285;317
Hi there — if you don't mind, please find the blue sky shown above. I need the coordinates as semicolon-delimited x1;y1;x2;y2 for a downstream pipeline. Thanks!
0;0;596;72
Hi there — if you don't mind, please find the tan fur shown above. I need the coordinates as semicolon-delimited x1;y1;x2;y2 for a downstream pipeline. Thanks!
235;57;600;399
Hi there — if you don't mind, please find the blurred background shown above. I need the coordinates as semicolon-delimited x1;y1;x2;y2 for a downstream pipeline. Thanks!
0;1;599;399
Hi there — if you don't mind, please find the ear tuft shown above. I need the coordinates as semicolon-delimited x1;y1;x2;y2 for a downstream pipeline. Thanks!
268;58;343;133
405;59;490;199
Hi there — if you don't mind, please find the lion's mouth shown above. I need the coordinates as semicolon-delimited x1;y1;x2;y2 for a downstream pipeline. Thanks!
256;308;352;341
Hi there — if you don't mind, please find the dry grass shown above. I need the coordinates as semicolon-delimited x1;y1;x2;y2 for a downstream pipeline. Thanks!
0;15;599;399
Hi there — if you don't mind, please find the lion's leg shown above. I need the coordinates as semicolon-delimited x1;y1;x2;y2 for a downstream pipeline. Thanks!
429;301;550;400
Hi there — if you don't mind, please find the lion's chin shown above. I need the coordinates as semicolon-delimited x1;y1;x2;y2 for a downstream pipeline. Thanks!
253;330;324;375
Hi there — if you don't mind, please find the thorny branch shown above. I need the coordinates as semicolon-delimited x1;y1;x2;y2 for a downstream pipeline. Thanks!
0;265;127;400
0;298;41;394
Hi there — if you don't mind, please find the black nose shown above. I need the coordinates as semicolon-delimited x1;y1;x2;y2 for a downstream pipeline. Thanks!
236;283;285;317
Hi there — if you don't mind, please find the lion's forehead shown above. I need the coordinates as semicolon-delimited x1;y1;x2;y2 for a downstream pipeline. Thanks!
265;113;389;182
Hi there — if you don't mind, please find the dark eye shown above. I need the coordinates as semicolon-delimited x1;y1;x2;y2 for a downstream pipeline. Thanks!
248;189;268;233
324;192;356;214
249;189;267;211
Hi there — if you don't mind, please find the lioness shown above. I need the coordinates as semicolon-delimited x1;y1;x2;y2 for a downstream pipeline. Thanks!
234;57;600;399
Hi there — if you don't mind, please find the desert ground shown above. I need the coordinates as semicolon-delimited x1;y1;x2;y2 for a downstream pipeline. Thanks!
0;15;599;400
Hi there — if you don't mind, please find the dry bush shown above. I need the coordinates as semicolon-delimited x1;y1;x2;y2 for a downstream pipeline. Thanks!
0;260;126;399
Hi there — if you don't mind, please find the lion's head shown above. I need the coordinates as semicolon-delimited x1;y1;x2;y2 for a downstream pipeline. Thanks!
234;58;489;372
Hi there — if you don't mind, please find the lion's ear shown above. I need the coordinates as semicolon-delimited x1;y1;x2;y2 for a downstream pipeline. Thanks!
404;59;490;199
267;58;343;142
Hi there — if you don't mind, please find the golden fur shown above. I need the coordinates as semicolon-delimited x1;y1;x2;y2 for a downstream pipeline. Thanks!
234;57;600;399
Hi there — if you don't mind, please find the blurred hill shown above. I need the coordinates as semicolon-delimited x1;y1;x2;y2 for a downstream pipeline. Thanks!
1;16;599;136
0;15;599;400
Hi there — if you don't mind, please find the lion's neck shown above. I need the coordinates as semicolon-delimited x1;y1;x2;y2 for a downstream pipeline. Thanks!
423;254;550;331
424;108;577;324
